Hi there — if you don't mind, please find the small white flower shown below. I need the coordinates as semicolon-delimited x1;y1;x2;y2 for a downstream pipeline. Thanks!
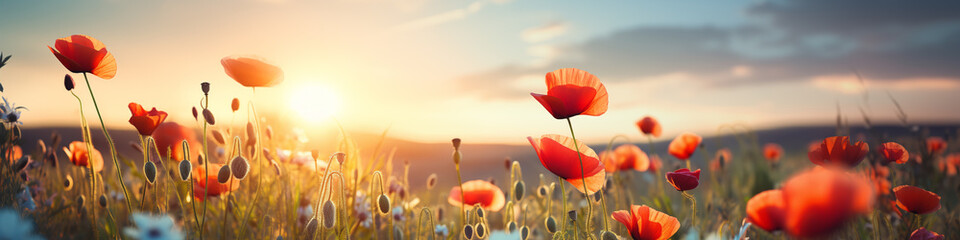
123;212;184;240
391;206;405;221
0;97;26;124
434;224;449;237
0;209;44;240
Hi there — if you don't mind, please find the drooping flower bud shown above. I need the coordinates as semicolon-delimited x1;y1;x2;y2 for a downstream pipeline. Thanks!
231;98;240;112
601;231;619;240
378;194;391;215
64;74;75;91
178;159;192;181
217;164;231;184
302;217;318;240
545;217;558;233
513;181;525;201
143;161;157;184
506;221;517;233
426;173;437;190
210;130;226;145
265;125;273;140
64;175;74;191
475;206;485;219
203;109;216;125
76;195;86;209
475;223;486;239
230;156;249;180
246;122;256;146
537;185;548;198
462;224;474;240
322;200;336;229
98;194;107;208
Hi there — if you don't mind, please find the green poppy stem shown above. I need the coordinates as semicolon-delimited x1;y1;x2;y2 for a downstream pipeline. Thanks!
565;118;593;236
81;73;133;212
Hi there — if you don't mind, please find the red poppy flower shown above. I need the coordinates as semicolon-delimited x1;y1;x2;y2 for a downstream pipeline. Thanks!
63;141;104;172
128;103;168;136
807;136;869;168
4;145;22;163
941;154;960;176
221;55;284;87
668;132;701;160
636;116;662;137
647;155;663;173
910;227;944;240
926;137;946;154
152;122;201;161
192;163;240;201
876;142;908;164
447;180;505;212
611;205;679;240
48;35;117;79
665;168;700;191
709;148;732;172
603;144;649;172
746;190;785;232
763;143;783;163
894;185;941;215
780;167;873;237
530;68;608;119
869;165;891;196
527;134;606;194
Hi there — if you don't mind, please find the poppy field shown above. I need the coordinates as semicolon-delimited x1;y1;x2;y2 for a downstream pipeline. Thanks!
1;26;959;240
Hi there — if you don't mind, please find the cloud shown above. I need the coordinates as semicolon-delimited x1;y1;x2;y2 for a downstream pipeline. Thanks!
812;74;960;94
392;0;508;32
521;22;568;43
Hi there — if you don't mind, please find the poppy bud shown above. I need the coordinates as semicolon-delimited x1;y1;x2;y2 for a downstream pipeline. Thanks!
311;150;320;161
601;231;618;240
246;122;256;145
593;192;602;202
322;200;336;229
513;181;525;201
64;74;75;91
271;161;282;176
217;164;231;184
64;175;74;191
211;130;226;145
302;217;318;240
567;210;577;222
377;194;391;215
265;126;273;140
192;107;198;120
520;226;530;240
504;157;512;171
426;173;437;190
475;223;486;238
544;217;558;233
201;82;210;95
506;221;517;233
202;109;215;125
76;195;85;209
475;206;485;219
462;224;474;239
98;194;107;208
178;159;192;181
13;157;28;172
143;161;157;184
231;98;240;112
230;156;249;180
538;185;547;198
333;152;345;165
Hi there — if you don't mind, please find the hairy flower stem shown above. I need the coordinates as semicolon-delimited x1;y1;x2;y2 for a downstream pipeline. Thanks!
200;92;210;240
565;118;593;236
455;161;466;236
237;97;266;239
558;176;569;239
682;191;696;228
69;90;100;232
82;73;133;211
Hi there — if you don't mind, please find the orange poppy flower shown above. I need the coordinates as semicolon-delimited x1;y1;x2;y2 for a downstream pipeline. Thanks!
709;148;732;172
763;143;783;163
807;136;869;168
192;163;240;200
221;55;284;87
668;132;701;160
878;142;909;164
665;168;700;191
636;116;662;137
940;153;960;176
868;165;892;196
128;102;168;136
893;185;941;215
527;134;606;194
780;167;873;237
151;122;201;161
647;155;663;173
926;137;946;154
603;144;649;172
610;205;679;240
4;145;22;163
447;180;505;212
530;68;608;119
910;227;944;240
746;189;785;232
48;35;117;79
63;141;104;172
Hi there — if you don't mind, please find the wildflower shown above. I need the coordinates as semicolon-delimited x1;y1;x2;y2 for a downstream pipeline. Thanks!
4;145;21;164
391;206;405;221
636;116;662;137
527;134;606;194
221;55;284;87
610;205;679;240
128;103;168;136
434;224;449;237
353;193;373;228
48;34;117;79
63;141;104;172
123;213;184;240
894;185;941;215
910;227;944;240
0;97;27;124
763;143;783;163
603;144;649;172
665;168;700;191
151;122;200;161
668;132;701;160
808;136;869;168
778;167;873;237
448;180;505;211
191;163;239;201
926;137;946;154
877;142;909;164
530;68;608;119
746;189;785;232
0;208;44;240
297;203;314;224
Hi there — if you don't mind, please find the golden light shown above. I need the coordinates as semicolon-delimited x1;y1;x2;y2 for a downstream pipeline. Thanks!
288;83;340;122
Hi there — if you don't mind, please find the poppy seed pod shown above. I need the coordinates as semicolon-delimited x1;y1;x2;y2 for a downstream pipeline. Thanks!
462;224;474;239
231;98;240;112
64;175;74;191
475;223;486;238
191;107;198;120
178;159;192;181
333;152;345;165
513;181;525;201
202;109;215;125
567;210;577;222
322;200;336;229
377;194;391;215
601;231;618;240
64;74;75;91
210;130;226;145
545;217;558;233
98;194;107;208
217;164;231;184
230;156;250;180
426;173;437;190
201;82;210;95
143;161;157;184
452;138;461;150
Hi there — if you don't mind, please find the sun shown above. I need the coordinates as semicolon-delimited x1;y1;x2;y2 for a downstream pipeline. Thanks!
288;83;340;122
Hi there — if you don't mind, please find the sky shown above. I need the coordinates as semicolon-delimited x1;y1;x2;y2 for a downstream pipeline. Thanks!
1;0;959;144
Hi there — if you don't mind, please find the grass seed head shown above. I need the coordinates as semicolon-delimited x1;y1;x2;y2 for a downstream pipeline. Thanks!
231;98;240;112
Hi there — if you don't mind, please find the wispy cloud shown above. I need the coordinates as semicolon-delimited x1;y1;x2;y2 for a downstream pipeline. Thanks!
812;74;960;94
392;0;511;32
521;21;568;43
